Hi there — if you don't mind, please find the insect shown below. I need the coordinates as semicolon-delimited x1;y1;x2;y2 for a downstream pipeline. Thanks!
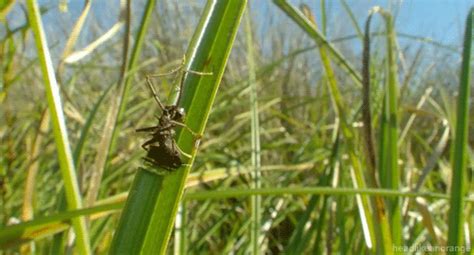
137;60;211;173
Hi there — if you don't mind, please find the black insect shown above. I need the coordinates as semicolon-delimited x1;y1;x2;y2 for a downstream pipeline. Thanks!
137;64;209;172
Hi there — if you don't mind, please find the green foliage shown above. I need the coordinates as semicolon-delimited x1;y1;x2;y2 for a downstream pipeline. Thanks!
0;1;473;254
447;7;473;254
110;0;247;254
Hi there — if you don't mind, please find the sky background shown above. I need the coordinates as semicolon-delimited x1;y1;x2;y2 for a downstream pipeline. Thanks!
343;0;472;45
271;0;472;45
13;0;472;46
4;0;472;63
392;0;472;44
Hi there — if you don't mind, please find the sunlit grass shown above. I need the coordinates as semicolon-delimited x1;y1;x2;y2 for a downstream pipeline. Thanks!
0;1;472;254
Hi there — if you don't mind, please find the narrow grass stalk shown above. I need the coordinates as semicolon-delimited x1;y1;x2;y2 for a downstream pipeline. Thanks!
184;187;474;201
186;162;315;187
244;6;262;254
21;110;49;221
63;22;124;64
0;202;123;250
313;131;341;253
0;1;15;20
73;82;115;167
378;8;402;246
20;109;49;253
398;86;433;146
92;0;156;202
2;184;474;251
110;1;247;254
361;10;394;253
447;7;473;253
86;0;156;207
25;1;91;253
297;4;377;251
273;0;363;87
84;0;131;207
57;0;92;80
114;0;157;136
284;128;340;253
385;12;402;247
361;14;377;187
174;203;187;254
320;0;327;34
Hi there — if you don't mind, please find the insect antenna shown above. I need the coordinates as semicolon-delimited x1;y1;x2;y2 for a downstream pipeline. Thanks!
145;76;165;111
146;56;213;107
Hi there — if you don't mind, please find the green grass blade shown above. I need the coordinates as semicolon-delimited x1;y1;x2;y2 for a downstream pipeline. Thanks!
0;0;15;21
0;202;122;249
174;202;187;254
361;13;377;187
285;123;340;253
363;7;403;250
272;0;362;87
320;1;327;34
244;7;263;254
297;5;378;251
25;1;91;254
85;0;156;206
109;1;247;254
114;0;157;136
447;7;473;253
73;82;114;166
184;187;474;201
379;97;389;188
381;11;402;246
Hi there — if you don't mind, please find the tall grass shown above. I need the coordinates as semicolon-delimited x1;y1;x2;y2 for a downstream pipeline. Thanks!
447;7;473;253
244;6;263;253
0;1;473;254
25;1;91;254
110;1;246;253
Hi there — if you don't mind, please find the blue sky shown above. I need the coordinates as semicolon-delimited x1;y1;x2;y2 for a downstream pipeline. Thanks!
267;0;473;46
4;0;472;60
375;0;472;45
8;1;473;45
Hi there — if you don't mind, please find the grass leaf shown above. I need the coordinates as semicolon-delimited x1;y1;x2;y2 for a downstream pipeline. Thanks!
447;7;473;252
109;1;247;253
25;1;91;253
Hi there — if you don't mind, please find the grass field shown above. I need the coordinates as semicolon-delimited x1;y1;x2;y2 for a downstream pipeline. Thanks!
0;0;473;254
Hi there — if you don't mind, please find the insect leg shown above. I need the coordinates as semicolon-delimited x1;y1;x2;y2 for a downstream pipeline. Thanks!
175;69;213;104
170;120;202;139
175;144;192;159
136;123;174;133
180;55;213;76
148;59;184;78
141;137;161;150
136;126;159;132
183;69;213;76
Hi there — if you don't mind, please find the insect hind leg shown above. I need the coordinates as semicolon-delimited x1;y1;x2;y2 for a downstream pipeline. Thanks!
141;137;160;150
178;147;192;159
136;125;159;132
170;120;201;139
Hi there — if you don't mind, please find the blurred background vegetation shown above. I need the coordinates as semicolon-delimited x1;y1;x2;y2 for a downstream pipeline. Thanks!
0;0;473;254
